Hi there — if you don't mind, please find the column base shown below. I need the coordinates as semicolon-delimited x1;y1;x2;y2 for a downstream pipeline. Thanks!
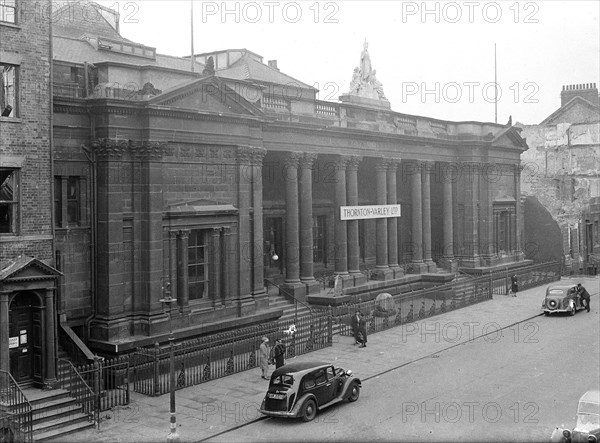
280;283;306;302
253;290;269;310
425;260;437;273
350;272;368;286
438;257;459;273
237;295;255;317
334;273;355;289
371;267;394;281
303;279;321;296
43;378;60;390
409;261;428;274
389;265;404;279
460;255;481;268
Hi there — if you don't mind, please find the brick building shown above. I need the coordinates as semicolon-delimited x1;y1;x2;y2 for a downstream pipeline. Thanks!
519;83;600;274
3;0;530;384
1;0;61;387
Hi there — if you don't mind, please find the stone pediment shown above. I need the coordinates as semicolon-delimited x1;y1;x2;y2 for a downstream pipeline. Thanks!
0;256;62;282
491;127;528;150
148;77;263;117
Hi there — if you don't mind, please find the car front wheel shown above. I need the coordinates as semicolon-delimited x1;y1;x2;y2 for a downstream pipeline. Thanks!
348;382;360;402
570;304;576;316
301;399;317;422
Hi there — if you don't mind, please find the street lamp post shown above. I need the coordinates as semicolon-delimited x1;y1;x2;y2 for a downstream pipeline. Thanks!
160;282;179;443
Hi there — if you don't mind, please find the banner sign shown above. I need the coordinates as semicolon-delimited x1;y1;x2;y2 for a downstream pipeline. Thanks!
341;204;401;220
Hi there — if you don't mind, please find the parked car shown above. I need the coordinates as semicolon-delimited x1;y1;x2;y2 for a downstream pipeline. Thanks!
550;390;599;442
259;361;361;422
542;284;585;316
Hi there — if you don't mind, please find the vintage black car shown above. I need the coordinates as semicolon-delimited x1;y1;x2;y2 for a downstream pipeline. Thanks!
259;361;361;422
542;284;585;316
551;390;600;442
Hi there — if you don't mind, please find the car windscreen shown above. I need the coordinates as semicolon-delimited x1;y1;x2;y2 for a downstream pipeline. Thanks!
271;374;294;386
578;401;600;415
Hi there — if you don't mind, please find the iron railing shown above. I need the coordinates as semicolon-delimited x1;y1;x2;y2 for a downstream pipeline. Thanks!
57;359;98;427
0;370;33;443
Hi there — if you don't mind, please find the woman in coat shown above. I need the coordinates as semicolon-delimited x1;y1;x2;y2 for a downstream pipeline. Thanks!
259;337;270;380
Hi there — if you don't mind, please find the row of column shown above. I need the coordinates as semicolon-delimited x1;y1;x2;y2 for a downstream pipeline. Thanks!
281;154;457;293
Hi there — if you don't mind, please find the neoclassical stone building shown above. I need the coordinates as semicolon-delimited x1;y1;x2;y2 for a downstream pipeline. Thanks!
2;1;530;367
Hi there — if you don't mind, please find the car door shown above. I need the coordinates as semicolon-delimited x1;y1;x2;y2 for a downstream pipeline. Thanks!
311;368;333;406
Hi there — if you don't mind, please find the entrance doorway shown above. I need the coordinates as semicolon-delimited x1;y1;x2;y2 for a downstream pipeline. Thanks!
9;291;44;385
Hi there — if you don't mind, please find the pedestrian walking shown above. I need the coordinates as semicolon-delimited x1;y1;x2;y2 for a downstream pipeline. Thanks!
510;274;518;297
272;338;286;368
358;312;368;348
577;283;591;312
258;337;270;380
351;310;361;345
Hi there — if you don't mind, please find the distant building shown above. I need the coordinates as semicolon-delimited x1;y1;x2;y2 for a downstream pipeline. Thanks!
519;83;600;274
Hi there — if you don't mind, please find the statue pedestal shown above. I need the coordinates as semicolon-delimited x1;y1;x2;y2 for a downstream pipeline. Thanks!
339;93;391;110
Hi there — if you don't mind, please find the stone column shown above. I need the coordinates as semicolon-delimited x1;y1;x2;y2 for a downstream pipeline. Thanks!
251;148;268;309
334;156;352;288
440;163;457;272
346;156;366;286
410;161;427;273
422;161;436;273
210;228;222;308
282;152;304;299
298;153;320;294
168;231;178;308
515;164;524;261
0;291;9;376
176;230;190;312
387;160;402;278
373;159;393;280
236;146;255;315
222;226;234;305
463;162;481;268
44;288;57;384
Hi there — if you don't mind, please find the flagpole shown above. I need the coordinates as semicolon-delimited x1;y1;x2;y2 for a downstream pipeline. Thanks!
494;43;497;123
191;0;195;73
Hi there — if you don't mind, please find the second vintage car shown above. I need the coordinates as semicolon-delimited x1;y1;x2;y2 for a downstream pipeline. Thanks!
259;361;361;422
542;284;585;316
550;390;600;442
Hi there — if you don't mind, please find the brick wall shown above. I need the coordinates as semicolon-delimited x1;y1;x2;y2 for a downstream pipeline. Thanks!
0;1;52;262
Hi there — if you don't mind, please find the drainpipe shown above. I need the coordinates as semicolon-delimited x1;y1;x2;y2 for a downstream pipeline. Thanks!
82;109;97;343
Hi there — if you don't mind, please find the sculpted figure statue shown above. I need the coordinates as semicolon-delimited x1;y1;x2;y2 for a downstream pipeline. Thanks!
360;40;372;82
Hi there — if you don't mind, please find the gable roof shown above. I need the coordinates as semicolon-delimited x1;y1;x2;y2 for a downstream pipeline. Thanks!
218;54;315;90
491;126;528;149
541;96;600;125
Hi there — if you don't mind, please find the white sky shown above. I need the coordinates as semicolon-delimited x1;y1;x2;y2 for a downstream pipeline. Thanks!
95;0;600;125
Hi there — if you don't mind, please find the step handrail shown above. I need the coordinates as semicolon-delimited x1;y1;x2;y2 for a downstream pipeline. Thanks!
57;358;98;427
0;369;33;443
264;278;313;324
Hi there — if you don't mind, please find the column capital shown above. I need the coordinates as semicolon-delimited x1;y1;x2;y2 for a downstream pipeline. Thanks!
375;158;391;171
237;145;266;165
346;156;363;171
299;152;318;169
284;151;303;168
420;160;435;174
387;158;401;172
333;155;351;170
177;229;190;239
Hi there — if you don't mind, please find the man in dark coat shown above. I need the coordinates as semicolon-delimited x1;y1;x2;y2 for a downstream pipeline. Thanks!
272;338;286;368
510;274;518;297
351;310;361;345
577;283;591;312
358;313;368;348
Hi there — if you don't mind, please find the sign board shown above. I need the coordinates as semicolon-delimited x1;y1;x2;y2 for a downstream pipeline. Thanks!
341;204;401;220
9;337;19;349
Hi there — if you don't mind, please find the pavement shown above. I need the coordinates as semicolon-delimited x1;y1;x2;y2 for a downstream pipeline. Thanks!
55;276;600;443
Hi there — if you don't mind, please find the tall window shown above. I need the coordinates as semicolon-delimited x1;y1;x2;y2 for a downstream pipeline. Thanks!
67;177;80;224
312;215;327;265
1;63;17;117
188;230;208;301
54;177;62;227
0;0;16;24
0;168;19;234
494;205;515;254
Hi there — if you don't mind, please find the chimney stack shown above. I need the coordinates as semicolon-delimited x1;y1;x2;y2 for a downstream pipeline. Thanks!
560;83;599;106
268;60;279;71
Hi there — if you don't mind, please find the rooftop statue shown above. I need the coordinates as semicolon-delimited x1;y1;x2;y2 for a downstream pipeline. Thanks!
348;40;387;101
